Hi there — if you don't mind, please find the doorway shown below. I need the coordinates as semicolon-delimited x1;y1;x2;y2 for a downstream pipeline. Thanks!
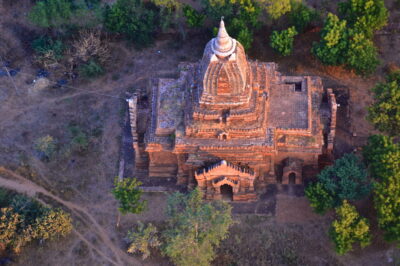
220;184;233;201
289;172;296;184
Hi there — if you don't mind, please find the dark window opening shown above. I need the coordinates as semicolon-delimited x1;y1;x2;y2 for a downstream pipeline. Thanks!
222;134;227;140
286;81;302;92
289;172;296;184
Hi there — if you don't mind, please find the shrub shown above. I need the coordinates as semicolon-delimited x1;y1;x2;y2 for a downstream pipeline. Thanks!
71;30;110;65
79;60;104;78
346;31;379;76
263;0;292;20
183;5;205;28
367;71;400;136
312;13;348;66
270;26;298;56
162;188;234;266
34;135;57;161
112;177;146;214
363;135;400;244
305;153;371;214
305;182;334;214
339;0;388;37
289;2;319;32
330;200;371;254
29;0;72;28
0;192;72;255
229;18;253;51
68;124;90;152
104;0;157;48
34;209;73;240
127;222;161;259
151;0;182;31
32;36;64;59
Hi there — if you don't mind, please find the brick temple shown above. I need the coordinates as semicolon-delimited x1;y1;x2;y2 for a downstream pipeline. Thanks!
129;20;337;201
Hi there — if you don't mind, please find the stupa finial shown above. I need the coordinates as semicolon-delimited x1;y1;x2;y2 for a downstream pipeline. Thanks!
212;17;236;57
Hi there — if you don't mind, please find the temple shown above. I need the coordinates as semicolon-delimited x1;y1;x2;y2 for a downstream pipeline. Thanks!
129;20;337;201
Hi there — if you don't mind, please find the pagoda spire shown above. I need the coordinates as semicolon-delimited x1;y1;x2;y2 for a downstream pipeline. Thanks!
212;17;236;57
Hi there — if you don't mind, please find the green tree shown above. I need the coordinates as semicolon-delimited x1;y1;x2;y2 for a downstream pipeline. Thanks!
339;0;388;37
289;1;319;32
270;26;298;56
367;71;400;136
183;5;205;28
162;188;234;266
363;135;400;244
363;135;399;178
305;182;334;214
112;177;146;214
127;222;161;259
260;0;292;20
346;31;379;76
29;0;72;28
312;13;348;66
330;200;371;254
34;209;73;240
104;0;157;47
305;153;371;214
150;0;182;31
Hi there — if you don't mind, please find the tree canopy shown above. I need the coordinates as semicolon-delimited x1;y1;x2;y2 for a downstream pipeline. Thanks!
329;200;371;254
162;188;234;266
104;0;157;47
363;135;400;244
0;190;72;254
368;71;400;137
112;177;146;215
305;153;371;214
270;26;298;56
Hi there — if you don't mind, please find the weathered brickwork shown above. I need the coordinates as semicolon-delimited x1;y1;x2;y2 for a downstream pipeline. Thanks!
129;20;337;201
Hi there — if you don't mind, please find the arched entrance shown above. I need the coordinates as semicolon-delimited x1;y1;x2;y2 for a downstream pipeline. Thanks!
220;184;233;201
289;172;296;184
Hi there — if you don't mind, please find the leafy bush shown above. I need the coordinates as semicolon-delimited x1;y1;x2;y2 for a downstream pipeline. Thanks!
29;0;72;28
289;2;319;32
34;135;57;161
305;182;334;214
183;5;205;28
78;60;104;78
68;124;90;152
162;188;234;266
150;0;182;31
104;0;157;47
263;0;292;20
0;192;72;255
112;177;146;214
32;36;64;59
127;222;161;259
363;135;400;244
367;71;400;136
270;26;298;56
330;200;371;254
305;153;371;214
339;0;388;37
346;31;380;76
34;209;73;240
312;13;348;66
